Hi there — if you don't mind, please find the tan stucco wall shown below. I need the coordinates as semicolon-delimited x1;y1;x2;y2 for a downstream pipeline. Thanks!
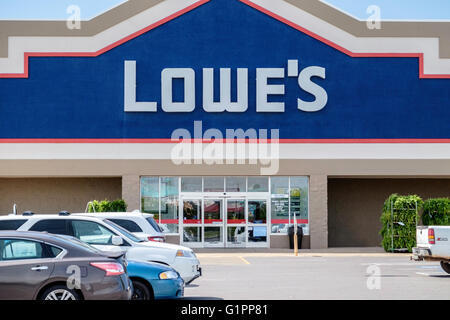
122;175;141;212
166;234;181;245
309;175;328;249
328;178;450;247
270;234;310;249
0;178;121;215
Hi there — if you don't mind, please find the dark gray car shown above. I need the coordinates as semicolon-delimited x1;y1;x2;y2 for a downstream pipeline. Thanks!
0;231;132;300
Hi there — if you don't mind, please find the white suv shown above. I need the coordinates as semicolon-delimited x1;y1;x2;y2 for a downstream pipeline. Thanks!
0;214;201;284
74;212;166;242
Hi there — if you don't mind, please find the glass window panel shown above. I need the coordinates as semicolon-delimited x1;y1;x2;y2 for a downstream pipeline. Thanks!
0;220;27;231
290;177;309;222
141;177;159;217
271;177;289;195
182;200;201;224
71;220;116;245
248;226;267;243
204;227;223;243
248;177;268;192
248;200;267;224
160;177;179;228
0;239;44;260
183;227;201;243
227;200;245;224
146;217;163;233
48;245;63;258
108;219;143;233
160;223;178;234
161;177;178;197
227;226;246;245
226;177;246;192
29;219;69;235
271;196;289;222
203;177;224;192
271;224;289;234
203;199;223;223
270;176;289;233
181;177;202;192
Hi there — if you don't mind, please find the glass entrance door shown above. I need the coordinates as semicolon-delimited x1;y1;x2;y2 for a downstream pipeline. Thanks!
203;198;224;247
181;198;202;247
180;195;270;248
225;198;246;247
247;199;268;247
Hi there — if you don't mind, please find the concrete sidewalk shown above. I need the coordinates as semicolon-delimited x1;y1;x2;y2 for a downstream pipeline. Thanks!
193;247;411;257
194;247;385;254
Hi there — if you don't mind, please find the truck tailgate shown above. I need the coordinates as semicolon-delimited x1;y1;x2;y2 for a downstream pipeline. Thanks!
416;226;450;259
416;226;430;247
431;226;450;258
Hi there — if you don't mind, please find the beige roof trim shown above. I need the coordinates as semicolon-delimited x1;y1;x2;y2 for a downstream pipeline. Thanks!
286;0;450;58
0;0;165;58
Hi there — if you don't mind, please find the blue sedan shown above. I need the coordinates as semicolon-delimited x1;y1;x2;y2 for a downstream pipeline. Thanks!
127;260;184;300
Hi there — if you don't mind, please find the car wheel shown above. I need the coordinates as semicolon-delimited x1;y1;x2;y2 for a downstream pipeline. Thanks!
440;261;450;274
131;280;152;300
41;285;80;300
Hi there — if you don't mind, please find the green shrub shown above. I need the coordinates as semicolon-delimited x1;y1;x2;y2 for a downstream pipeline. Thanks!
422;198;450;226
380;194;423;252
88;199;127;213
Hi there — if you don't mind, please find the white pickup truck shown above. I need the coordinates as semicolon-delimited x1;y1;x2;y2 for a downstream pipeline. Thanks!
412;226;450;274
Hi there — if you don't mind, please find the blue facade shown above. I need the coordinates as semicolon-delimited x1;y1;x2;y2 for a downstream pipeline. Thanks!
0;0;449;139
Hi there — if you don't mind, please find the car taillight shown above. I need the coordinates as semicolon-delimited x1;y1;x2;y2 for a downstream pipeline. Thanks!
428;228;435;244
148;236;165;242
90;262;124;276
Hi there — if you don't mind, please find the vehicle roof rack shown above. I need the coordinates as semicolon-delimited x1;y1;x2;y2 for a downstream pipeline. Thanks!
58;211;70;216
22;211;34;216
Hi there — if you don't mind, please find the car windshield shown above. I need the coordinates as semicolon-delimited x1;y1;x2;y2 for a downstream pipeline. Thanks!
146;217;163;233
103;219;145;243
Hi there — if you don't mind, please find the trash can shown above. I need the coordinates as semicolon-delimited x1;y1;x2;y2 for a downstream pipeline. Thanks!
288;225;303;250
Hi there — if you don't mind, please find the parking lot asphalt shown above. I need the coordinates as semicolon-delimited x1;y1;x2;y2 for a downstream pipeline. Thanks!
183;253;450;300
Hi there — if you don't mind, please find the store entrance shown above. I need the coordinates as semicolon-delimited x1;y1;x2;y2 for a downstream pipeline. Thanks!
180;195;268;248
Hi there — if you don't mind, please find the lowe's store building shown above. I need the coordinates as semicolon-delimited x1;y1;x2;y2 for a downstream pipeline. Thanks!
0;0;449;249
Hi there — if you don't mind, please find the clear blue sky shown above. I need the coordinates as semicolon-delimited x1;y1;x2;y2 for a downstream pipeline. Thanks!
0;0;126;20
322;0;450;20
0;0;449;20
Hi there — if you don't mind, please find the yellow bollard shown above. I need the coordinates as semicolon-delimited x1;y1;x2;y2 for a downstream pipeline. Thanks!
294;231;298;256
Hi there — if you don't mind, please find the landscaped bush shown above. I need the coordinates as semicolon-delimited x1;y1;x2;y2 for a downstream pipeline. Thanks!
422;198;450;226
87;199;127;213
380;194;423;252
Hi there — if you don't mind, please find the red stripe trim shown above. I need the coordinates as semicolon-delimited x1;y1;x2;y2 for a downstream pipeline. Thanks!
227;219;246;224
0;0;210;78
0;138;449;143
238;0;450;79
183;219;201;224
272;219;308;224
204;219;223;224
160;219;178;224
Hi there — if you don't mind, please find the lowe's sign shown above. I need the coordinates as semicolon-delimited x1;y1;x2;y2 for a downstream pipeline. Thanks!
0;0;449;140
124;59;327;113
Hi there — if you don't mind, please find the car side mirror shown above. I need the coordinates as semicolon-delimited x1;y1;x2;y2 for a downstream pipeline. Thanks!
111;235;124;246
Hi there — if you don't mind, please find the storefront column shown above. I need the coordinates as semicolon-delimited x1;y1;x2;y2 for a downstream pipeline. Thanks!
309;175;328;249
122;175;140;212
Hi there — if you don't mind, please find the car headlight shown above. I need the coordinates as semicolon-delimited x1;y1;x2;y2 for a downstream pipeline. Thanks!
176;250;193;257
159;270;179;280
